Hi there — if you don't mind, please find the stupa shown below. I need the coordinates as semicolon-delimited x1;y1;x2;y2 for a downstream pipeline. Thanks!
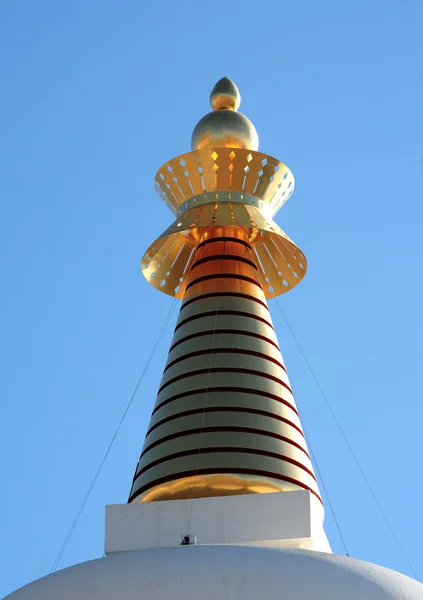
4;78;422;600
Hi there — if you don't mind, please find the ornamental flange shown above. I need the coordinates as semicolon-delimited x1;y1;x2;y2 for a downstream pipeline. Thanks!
154;148;295;218
142;191;307;300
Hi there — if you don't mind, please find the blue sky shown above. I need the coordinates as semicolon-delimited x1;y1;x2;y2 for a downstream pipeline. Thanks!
1;0;422;595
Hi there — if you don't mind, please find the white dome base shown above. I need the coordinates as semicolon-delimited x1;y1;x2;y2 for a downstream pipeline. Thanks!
5;545;423;600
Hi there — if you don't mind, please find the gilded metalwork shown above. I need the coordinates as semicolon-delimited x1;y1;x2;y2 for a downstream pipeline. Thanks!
192;112;259;152
146;81;302;300
142;196;306;299
209;77;241;111
192;77;258;151
139;473;300;502
154;148;294;216
130;79;322;515
147;146;301;299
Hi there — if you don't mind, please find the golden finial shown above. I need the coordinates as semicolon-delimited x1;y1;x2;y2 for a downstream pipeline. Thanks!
210;77;241;111
191;77;259;151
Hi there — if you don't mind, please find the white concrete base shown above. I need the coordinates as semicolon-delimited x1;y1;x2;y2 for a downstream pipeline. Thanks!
105;490;331;554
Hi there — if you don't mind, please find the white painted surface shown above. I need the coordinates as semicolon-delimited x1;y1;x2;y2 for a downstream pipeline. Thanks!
5;546;423;600
105;490;331;554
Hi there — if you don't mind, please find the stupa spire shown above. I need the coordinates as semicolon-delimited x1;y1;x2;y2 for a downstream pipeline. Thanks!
129;78;321;520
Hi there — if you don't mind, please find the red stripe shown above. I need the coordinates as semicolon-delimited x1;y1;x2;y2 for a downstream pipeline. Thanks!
186;273;263;292
133;446;316;484
197;236;252;251
175;310;274;332
164;347;286;373
153;386;299;418
180;292;269;312
146;405;306;442
169;329;280;353
141;425;305;458
191;254;258;271
158;367;293;396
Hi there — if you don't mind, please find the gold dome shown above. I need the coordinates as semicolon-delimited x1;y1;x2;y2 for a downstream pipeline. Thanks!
191;77;259;151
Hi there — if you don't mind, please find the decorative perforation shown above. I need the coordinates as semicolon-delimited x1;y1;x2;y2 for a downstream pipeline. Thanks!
154;148;294;217
142;202;307;299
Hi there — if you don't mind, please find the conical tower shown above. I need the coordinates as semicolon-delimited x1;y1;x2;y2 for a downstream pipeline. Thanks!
6;77;423;600
129;78;323;519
